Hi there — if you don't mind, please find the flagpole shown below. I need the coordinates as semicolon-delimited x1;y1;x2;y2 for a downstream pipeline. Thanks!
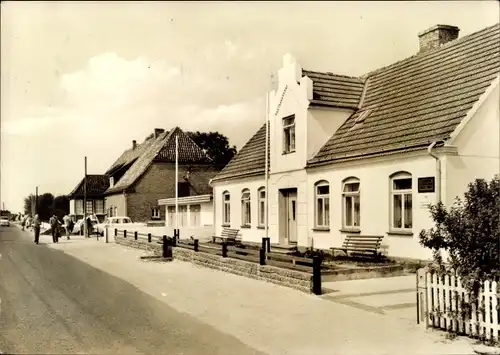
175;134;179;230
265;75;270;244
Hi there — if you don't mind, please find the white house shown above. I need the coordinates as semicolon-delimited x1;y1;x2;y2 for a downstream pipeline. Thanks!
158;194;214;228
210;23;500;260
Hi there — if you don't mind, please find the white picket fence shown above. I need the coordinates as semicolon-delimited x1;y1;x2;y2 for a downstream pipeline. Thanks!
417;268;500;341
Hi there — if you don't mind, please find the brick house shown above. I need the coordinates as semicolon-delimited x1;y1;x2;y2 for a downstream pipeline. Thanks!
210;23;500;260
68;174;109;222
103;127;219;223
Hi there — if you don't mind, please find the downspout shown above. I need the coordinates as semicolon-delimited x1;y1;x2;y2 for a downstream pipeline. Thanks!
123;190;128;217
427;141;444;204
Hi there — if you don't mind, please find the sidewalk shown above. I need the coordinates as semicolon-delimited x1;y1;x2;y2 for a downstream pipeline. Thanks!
47;239;477;355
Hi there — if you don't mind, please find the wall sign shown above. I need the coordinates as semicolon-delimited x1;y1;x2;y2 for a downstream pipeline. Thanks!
418;177;435;193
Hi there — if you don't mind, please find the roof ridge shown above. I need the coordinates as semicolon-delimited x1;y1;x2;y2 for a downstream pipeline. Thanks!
302;69;362;81
363;23;499;79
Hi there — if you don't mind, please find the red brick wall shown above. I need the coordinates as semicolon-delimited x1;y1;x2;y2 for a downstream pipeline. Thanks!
126;162;219;222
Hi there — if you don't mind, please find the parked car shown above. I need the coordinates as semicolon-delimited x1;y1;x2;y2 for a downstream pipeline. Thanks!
72;215;99;235
95;216;145;236
0;217;10;227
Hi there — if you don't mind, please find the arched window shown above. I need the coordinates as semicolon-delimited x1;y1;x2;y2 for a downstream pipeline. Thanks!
258;187;266;227
241;189;251;226
342;177;360;229
315;180;330;228
222;191;231;225
390;172;413;230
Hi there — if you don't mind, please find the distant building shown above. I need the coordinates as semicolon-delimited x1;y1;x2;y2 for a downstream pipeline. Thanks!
210;24;500;260
68;175;109;222
103;127;219;223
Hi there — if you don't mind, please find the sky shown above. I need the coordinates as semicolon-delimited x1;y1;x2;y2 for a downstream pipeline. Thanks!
1;1;498;213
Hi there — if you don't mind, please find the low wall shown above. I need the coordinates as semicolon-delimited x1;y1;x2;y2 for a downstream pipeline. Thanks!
114;234;313;293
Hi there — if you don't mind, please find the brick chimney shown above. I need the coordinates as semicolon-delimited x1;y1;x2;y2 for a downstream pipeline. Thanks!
418;25;460;53
154;128;165;139
132;140;137;150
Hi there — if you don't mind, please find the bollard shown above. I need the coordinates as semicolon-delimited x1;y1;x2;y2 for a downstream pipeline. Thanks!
222;243;228;257
259;248;266;265
134;231;138;240
162;235;173;258
124;230;127;238
148;233;152;243
114;228;117;237
312;256;322;295
194;239;199;252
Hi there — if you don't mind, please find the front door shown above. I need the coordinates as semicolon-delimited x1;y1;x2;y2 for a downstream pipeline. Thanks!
285;189;297;244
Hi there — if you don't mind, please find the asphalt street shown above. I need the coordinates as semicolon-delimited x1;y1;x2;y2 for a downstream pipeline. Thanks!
0;225;264;355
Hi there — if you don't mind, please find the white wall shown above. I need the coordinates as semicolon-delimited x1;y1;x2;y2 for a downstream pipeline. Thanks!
213;176;267;243
445;83;500;206
307;107;353;160
307;153;438;260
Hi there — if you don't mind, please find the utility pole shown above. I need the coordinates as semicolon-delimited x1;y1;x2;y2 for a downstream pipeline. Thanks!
35;186;38;216
84;156;88;238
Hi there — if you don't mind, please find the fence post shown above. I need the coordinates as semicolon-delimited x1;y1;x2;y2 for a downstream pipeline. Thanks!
147;233;152;243
162;235;173;258
266;237;271;253
173;229;178;247
134;231;138;240
259;248;266;265
222;243;228;257
416;267;429;327
194;239;199;252
312;256;322;295
105;227;109;243
124;230;127;238
261;238;266;252
114;228;117;237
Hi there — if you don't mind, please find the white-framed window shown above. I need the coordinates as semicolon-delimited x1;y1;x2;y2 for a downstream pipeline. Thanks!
391;172;413;230
283;115;296;153
342;178;360;229
151;207;160;220
241;189;251;226
85;200;93;214
315;180;330;228
75;200;84;215
222;191;231;225
109;177;114;188
258;187;266;227
189;204;201;227
95;200;104;214
167;206;175;226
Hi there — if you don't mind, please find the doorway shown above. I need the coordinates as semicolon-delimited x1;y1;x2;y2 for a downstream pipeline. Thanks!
279;188;297;245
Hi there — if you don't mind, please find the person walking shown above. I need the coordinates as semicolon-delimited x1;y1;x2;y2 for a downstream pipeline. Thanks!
49;214;60;243
33;214;41;244
63;214;72;240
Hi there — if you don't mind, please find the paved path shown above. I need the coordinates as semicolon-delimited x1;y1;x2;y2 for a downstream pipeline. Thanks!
40;230;479;355
0;225;264;355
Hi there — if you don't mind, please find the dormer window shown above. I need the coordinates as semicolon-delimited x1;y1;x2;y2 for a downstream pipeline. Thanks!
283;115;296;154
109;177;114;188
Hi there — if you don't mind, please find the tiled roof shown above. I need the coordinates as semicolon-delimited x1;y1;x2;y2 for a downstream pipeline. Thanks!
68;175;109;198
211;124;270;182
105;136;159;175
302;70;364;109
105;127;214;194
308;23;500;166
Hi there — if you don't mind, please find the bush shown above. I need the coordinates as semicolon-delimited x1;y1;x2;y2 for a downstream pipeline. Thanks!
419;176;500;317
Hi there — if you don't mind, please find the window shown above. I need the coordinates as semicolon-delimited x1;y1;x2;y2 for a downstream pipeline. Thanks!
85;200;93;214
167;206;175;226
241;189;251;226
109;177;114;188
258;187;266;227
222;191;230;225
342;178;360;229
75;200;83;215
391;173;413;230
315;181;330;228
189;204;201;227
95;200;104;214
179;205;188;227
151;207;160;220
283;115;296;153
178;182;190;198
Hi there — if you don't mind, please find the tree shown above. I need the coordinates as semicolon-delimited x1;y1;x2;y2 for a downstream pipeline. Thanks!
52;195;70;220
187;131;237;170
23;194;36;216
419;176;500;317
37;193;55;222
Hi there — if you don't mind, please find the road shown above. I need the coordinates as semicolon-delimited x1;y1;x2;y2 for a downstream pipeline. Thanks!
0;225;264;355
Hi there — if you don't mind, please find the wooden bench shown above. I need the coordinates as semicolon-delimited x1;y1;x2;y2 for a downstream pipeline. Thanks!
212;228;240;245
338;235;384;258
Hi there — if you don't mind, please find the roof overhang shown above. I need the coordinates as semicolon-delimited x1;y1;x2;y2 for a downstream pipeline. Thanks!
158;194;213;206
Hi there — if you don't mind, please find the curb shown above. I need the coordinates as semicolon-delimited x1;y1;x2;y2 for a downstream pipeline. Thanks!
473;345;500;355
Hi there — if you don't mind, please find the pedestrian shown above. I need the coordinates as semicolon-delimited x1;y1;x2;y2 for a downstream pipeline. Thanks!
63;214;72;240
49;214;60;243
85;215;93;238
33;214;41;244
21;216;26;231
